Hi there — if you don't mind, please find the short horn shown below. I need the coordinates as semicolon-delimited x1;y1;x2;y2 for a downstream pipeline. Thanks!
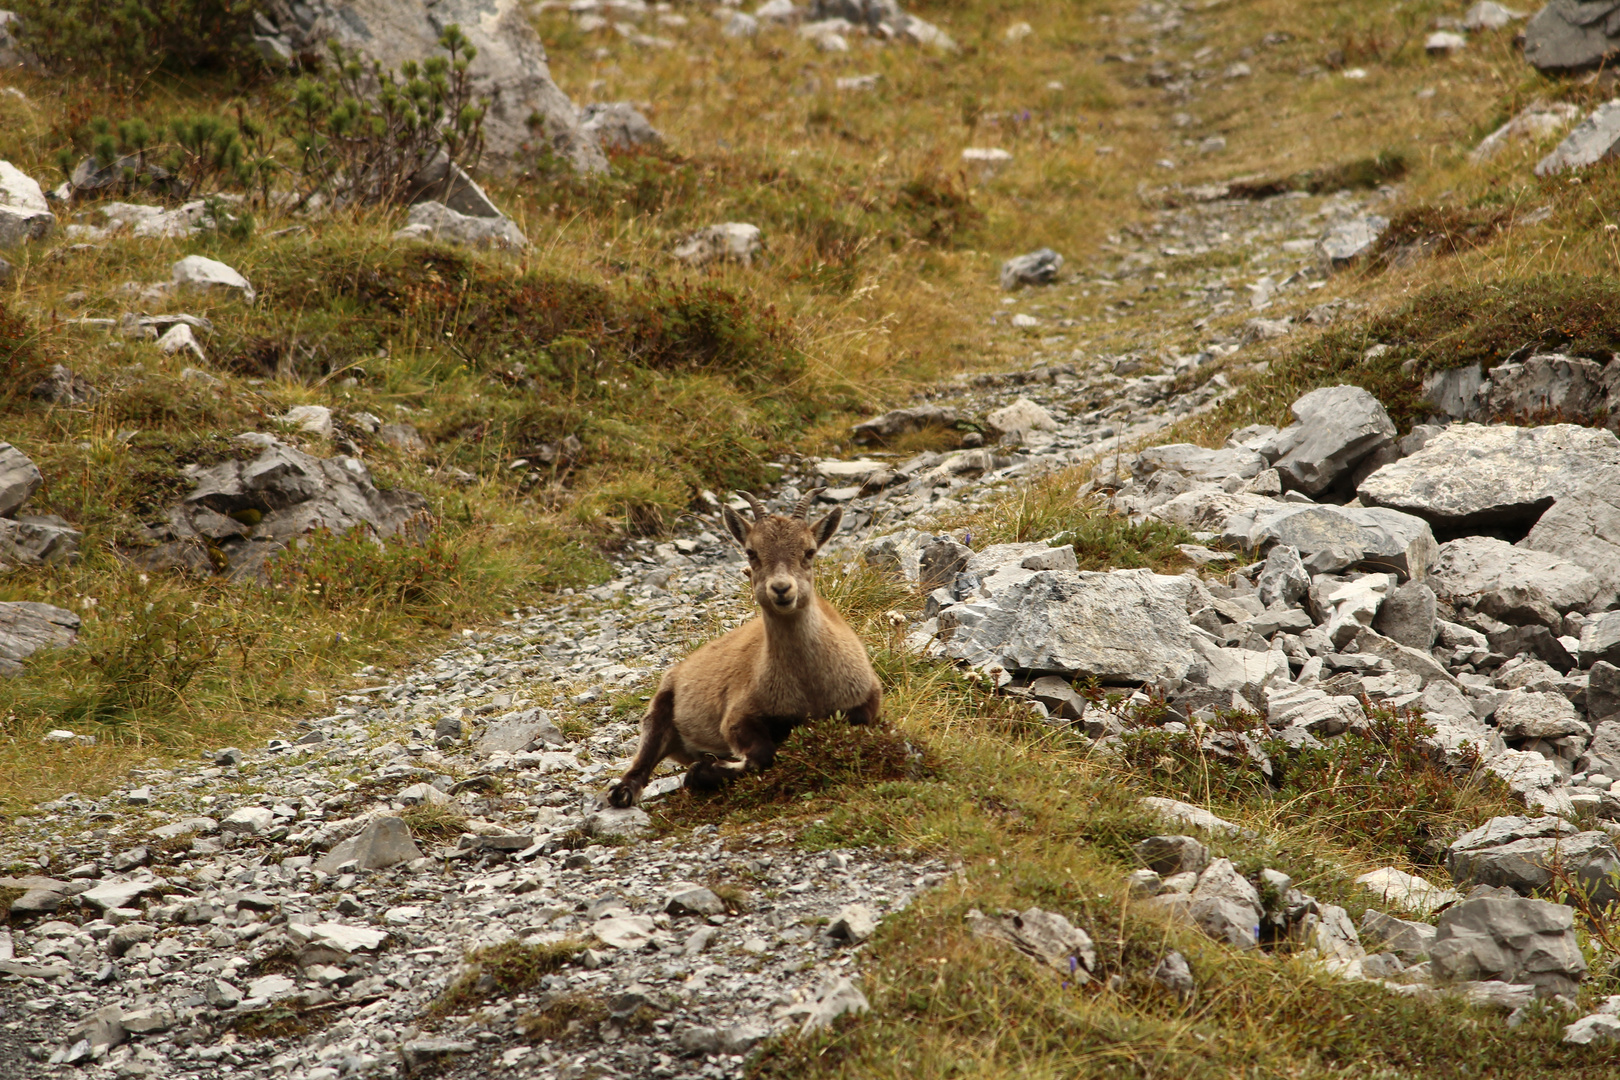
792;488;825;519
737;490;768;522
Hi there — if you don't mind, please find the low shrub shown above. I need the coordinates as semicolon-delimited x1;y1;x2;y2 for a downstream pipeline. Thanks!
9;0;259;80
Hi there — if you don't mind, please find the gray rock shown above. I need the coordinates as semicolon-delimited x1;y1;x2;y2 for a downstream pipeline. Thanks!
1028;675;1087;720
939;569;1201;684
673;223;761;266
30;364;99;406
1421;363;1488;420
404;155;504;218
0;601;80;676
0;161;53;249
399;1038;477;1070
1494;689;1588;739
1580;611;1620;666
1140;796;1239;835
1294;903;1364;963
999;248;1064;290
260;0;605;173
1360;422;1620;530
1472;101;1581;163
1351;627;1456;689
580;102;664;151
379;422;427;454
1256;386;1396;495
968;906;1096;974
0;515;79;567
434;713;463;743
1372;580;1437;649
1523;472;1620;610
985;397;1058;441
1319;215;1387;266
1538;99;1620;175
666;885;726;918
1191;640;1292;705
1428;896;1588;997
1264;683;1363;736
67;1005;125;1052
1589;666;1620;722
171;255;255;303
1448;820;1619;902
1189;858;1262;949
1220;503;1438;582
829;903;878;943
1465;1;1526;30
1132;835;1210;877
1257;544;1310;608
1565;1012;1620;1045
1525;1;1620;71
396;200;528;249
785;975;870;1035
918;538;973;590
1150;950;1195;997
1485;353;1611;423
851;404;959;445
584;805;651;838
476;708;565;755
1132;443;1266;485
1431;536;1599;628
314;815;423;873
138;439;429;581
0;442;42;517
1360;909;1437;963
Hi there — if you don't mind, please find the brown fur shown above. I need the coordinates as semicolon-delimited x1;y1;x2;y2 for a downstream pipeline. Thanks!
606;490;882;807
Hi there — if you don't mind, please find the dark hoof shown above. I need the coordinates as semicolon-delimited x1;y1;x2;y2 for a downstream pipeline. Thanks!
685;760;730;792
607;782;638;808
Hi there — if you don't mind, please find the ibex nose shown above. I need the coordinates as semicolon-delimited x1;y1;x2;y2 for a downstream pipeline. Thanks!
770;582;792;598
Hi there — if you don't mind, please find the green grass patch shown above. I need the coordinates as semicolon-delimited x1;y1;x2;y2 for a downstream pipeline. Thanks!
429;938;589;1018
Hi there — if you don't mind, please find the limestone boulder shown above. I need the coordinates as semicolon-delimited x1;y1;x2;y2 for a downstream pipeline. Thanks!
580;102;664;151
1522;471;1620;610
1219;502;1437;581
1359;423;1620;530
938;569;1200;684
258;0;605;172
1430;536;1600;627
395;200;527;249
1131;443;1265;485
674;223;761;267
0;161;52;249
1428;896;1588;997
1485;353;1613;422
0;602;81;676
1256;385;1396;495
999;248;1064;290
135;438;429;582
0;443;42;518
1536;99;1620;175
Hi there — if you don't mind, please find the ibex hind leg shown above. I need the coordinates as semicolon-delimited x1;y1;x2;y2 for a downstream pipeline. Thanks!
687;711;781;793
608;688;676;808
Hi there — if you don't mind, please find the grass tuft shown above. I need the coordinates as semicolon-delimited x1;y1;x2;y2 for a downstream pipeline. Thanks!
428;938;588;1018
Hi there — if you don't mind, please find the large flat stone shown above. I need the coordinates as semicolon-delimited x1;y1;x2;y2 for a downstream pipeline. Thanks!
1131;444;1266;484
314;815;422;873
1359;422;1620;530
939;569;1200;684
0;443;41;516
1219;503;1438;581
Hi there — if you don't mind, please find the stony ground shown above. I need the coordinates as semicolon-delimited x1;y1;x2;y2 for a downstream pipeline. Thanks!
0;168;1380;1080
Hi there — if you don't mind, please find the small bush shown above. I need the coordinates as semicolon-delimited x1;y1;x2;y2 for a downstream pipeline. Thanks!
69;600;227;723
10;0;258;80
0;299;44;401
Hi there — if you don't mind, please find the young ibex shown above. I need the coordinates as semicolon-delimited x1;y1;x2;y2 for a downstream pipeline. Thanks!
606;489;881;807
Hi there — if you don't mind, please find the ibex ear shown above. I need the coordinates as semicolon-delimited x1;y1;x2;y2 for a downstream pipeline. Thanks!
810;507;843;550
722;504;750;548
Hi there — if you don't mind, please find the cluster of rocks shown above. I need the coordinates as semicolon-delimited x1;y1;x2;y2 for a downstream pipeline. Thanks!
870;383;1620;825
133;435;431;582
1128;798;1615;1030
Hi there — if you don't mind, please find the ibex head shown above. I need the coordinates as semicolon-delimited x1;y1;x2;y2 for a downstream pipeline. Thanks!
722;489;842;616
